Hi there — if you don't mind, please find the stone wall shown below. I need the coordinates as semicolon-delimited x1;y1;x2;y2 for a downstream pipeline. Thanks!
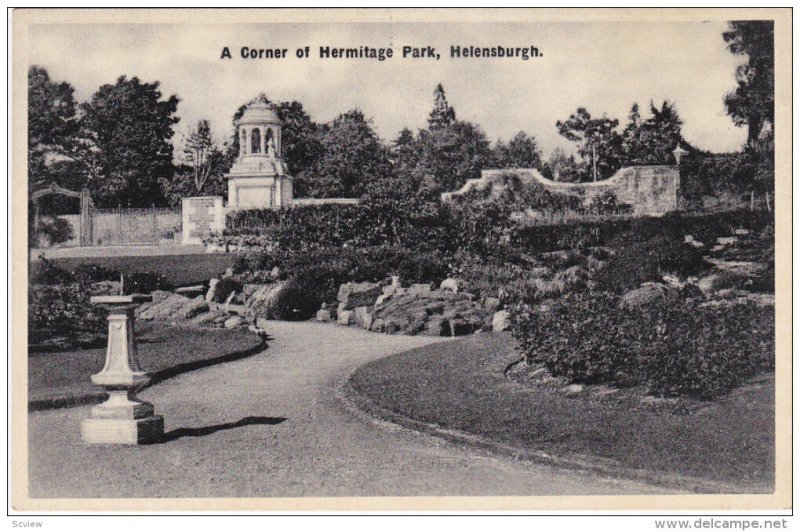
443;165;680;216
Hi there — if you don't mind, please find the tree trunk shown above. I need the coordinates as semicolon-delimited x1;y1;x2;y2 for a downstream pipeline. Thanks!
750;190;755;210
765;191;772;212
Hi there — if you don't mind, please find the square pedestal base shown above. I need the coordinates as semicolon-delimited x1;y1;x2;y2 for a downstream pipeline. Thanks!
81;415;164;445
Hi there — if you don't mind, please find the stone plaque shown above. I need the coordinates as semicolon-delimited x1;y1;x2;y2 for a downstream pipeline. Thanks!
181;196;225;245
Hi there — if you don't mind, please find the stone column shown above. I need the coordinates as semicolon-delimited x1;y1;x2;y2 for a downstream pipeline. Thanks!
260;127;267;155
240;128;247;157
82;295;163;445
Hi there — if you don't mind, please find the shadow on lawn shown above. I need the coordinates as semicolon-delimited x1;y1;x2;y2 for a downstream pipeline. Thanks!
144;335;270;389
28;332;271;412
155;416;287;443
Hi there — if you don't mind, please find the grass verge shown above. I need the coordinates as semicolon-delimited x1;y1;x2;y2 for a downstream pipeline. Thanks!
347;332;774;492
29;323;265;410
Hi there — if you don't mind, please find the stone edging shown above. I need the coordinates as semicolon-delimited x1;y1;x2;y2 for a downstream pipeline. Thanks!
339;371;768;496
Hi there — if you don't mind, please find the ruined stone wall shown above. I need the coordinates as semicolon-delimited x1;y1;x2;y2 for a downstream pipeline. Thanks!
443;165;680;216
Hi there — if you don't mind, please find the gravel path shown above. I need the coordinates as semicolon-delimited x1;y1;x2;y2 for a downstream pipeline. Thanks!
28;321;676;498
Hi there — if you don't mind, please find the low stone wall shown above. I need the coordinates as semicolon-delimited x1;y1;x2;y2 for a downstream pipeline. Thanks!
443;165;680;216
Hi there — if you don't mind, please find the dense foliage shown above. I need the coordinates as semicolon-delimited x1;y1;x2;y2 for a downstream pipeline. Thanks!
511;291;774;399
29;260;171;349
29;260;106;349
595;234;709;293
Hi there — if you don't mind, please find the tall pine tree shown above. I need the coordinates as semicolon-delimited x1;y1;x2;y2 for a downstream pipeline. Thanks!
427;83;456;130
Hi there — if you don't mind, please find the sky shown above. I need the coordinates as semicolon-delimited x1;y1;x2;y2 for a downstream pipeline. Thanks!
28;20;748;157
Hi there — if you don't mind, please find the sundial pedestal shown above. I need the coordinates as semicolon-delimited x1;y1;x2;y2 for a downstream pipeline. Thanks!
81;295;164;445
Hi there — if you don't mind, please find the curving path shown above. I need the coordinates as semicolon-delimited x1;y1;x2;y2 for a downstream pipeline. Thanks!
28;321;676;498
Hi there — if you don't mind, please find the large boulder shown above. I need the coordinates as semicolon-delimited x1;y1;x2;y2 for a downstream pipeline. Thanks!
176;295;209;320
189;311;220;327
224;316;244;329
492;310;510;332
338;282;382;310
354;306;373;330
408;283;432;295
482;297;502;311
371;289;490;336
422;316;450;336
246;281;291;317
316;303;332;322
619;282;670;308
242;283;268;299
337;310;355;326
137;293;193;321
205;278;219;302
439;278;460;293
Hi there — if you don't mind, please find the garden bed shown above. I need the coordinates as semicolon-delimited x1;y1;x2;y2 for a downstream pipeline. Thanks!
28;323;266;410
347;332;774;492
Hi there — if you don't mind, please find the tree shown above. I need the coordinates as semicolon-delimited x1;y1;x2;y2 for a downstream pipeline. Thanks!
182;120;216;192
492;131;543;170
622;100;684;164
723;21;774;146
556;108;623;181
276;100;324;177
415;120;492;193
304;109;391;198
389;128;423;186
27;66;81;191
160;120;228;205
80;76;179;207
543;147;582;182
428;83;456;130
723;21;775;210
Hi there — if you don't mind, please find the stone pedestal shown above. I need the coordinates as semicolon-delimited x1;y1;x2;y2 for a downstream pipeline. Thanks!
82;295;164;445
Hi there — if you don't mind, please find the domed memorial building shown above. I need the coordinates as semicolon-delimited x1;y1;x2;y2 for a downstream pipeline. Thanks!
225;100;293;209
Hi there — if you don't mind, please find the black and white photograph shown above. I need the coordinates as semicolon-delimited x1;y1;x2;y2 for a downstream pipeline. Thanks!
9;7;791;514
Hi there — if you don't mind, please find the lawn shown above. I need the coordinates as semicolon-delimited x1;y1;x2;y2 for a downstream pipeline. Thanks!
29;323;265;410
36;253;241;287
348;332;774;493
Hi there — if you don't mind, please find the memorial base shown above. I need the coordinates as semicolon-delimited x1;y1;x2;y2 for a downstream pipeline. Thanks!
81;416;164;445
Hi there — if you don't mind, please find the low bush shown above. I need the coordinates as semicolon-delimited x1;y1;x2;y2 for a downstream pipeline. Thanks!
29;215;73;248
29;260;173;349
710;270;751;291
29;260;106;349
749;260;775;294
510;290;774;399
595;234;709;293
